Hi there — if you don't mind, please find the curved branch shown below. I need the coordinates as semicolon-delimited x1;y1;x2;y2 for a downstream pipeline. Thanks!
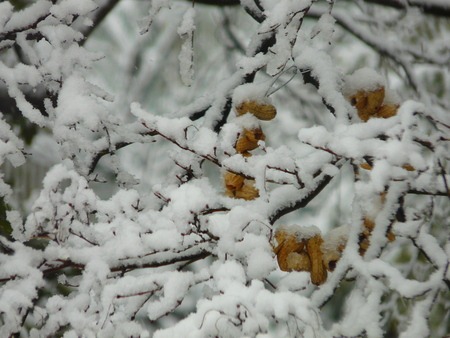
268;173;335;225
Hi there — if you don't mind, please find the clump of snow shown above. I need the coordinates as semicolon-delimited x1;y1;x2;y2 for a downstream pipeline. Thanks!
0;3;13;30
343;67;385;96
50;0;97;20
190;127;218;156
178;8;196;86
0;115;25;168
3;1;51;32
322;225;349;253
276;224;322;244
232;82;273;107
139;0;172;34
310;13;336;49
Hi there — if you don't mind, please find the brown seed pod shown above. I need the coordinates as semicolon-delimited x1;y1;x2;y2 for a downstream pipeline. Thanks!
375;104;398;119
359;218;375;255
359;217;396;254
236;100;277;121
322;225;349;271
274;229;304;255
386;230;396;242
235;128;265;154
360;162;373;171
223;171;245;198
363;218;375;232
234;180;259;200
349;87;385;122
223;172;259;200
306;235;327;285
274;229;307;272
322;243;345;272
402;164;415;172
286;252;311;272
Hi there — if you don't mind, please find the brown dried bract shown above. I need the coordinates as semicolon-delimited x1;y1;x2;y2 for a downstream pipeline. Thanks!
224;171;245;197
376;103;398;119
402;164;415;171
234;180;259;200
349;87;385;122
306;235;328;285
359;217;395;255
360;162;373;171
273;229;307;272
322;243;345;272
359;218;375;255
236;100;277;121
224;172;259;200
273;229;328;285
286;252;311;272
235;128;265;155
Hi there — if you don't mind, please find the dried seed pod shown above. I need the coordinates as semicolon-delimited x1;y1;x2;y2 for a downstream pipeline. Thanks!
234;180;259;200
235;128;265;154
306;235;327;285
223;171;245;198
286;252;311;272
360;162;373;171
402;164;415;171
359;218;395;254
349;87;385;122
386;230;396;242
236;100;277;121
322;225;349;271
363;218;375;232
358;237;370;256
274;229;305;255
274;228;304;271
359;218;375;255
376;104;398;119
322;243;345;272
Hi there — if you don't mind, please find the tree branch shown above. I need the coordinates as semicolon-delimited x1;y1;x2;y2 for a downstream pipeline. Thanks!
192;0;240;5
80;0;122;45
185;0;450;18
361;0;450;18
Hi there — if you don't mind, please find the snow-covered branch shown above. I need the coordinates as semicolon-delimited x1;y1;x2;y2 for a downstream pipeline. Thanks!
0;0;448;336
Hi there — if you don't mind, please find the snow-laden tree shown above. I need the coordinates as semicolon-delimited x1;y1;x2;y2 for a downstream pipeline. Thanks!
0;0;449;337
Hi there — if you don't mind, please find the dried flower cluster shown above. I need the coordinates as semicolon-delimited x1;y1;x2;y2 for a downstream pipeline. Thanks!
273;74;409;285
273;227;329;285
273;214;395;286
223;99;276;200
348;85;398;122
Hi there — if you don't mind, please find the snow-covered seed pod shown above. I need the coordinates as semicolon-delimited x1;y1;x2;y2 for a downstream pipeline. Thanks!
306;235;328;285
322;225;349;271
235;100;277;121
359;214;396;256
359;218;375;255
235;128;265;154
322;244;345;271
349;87;385;122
